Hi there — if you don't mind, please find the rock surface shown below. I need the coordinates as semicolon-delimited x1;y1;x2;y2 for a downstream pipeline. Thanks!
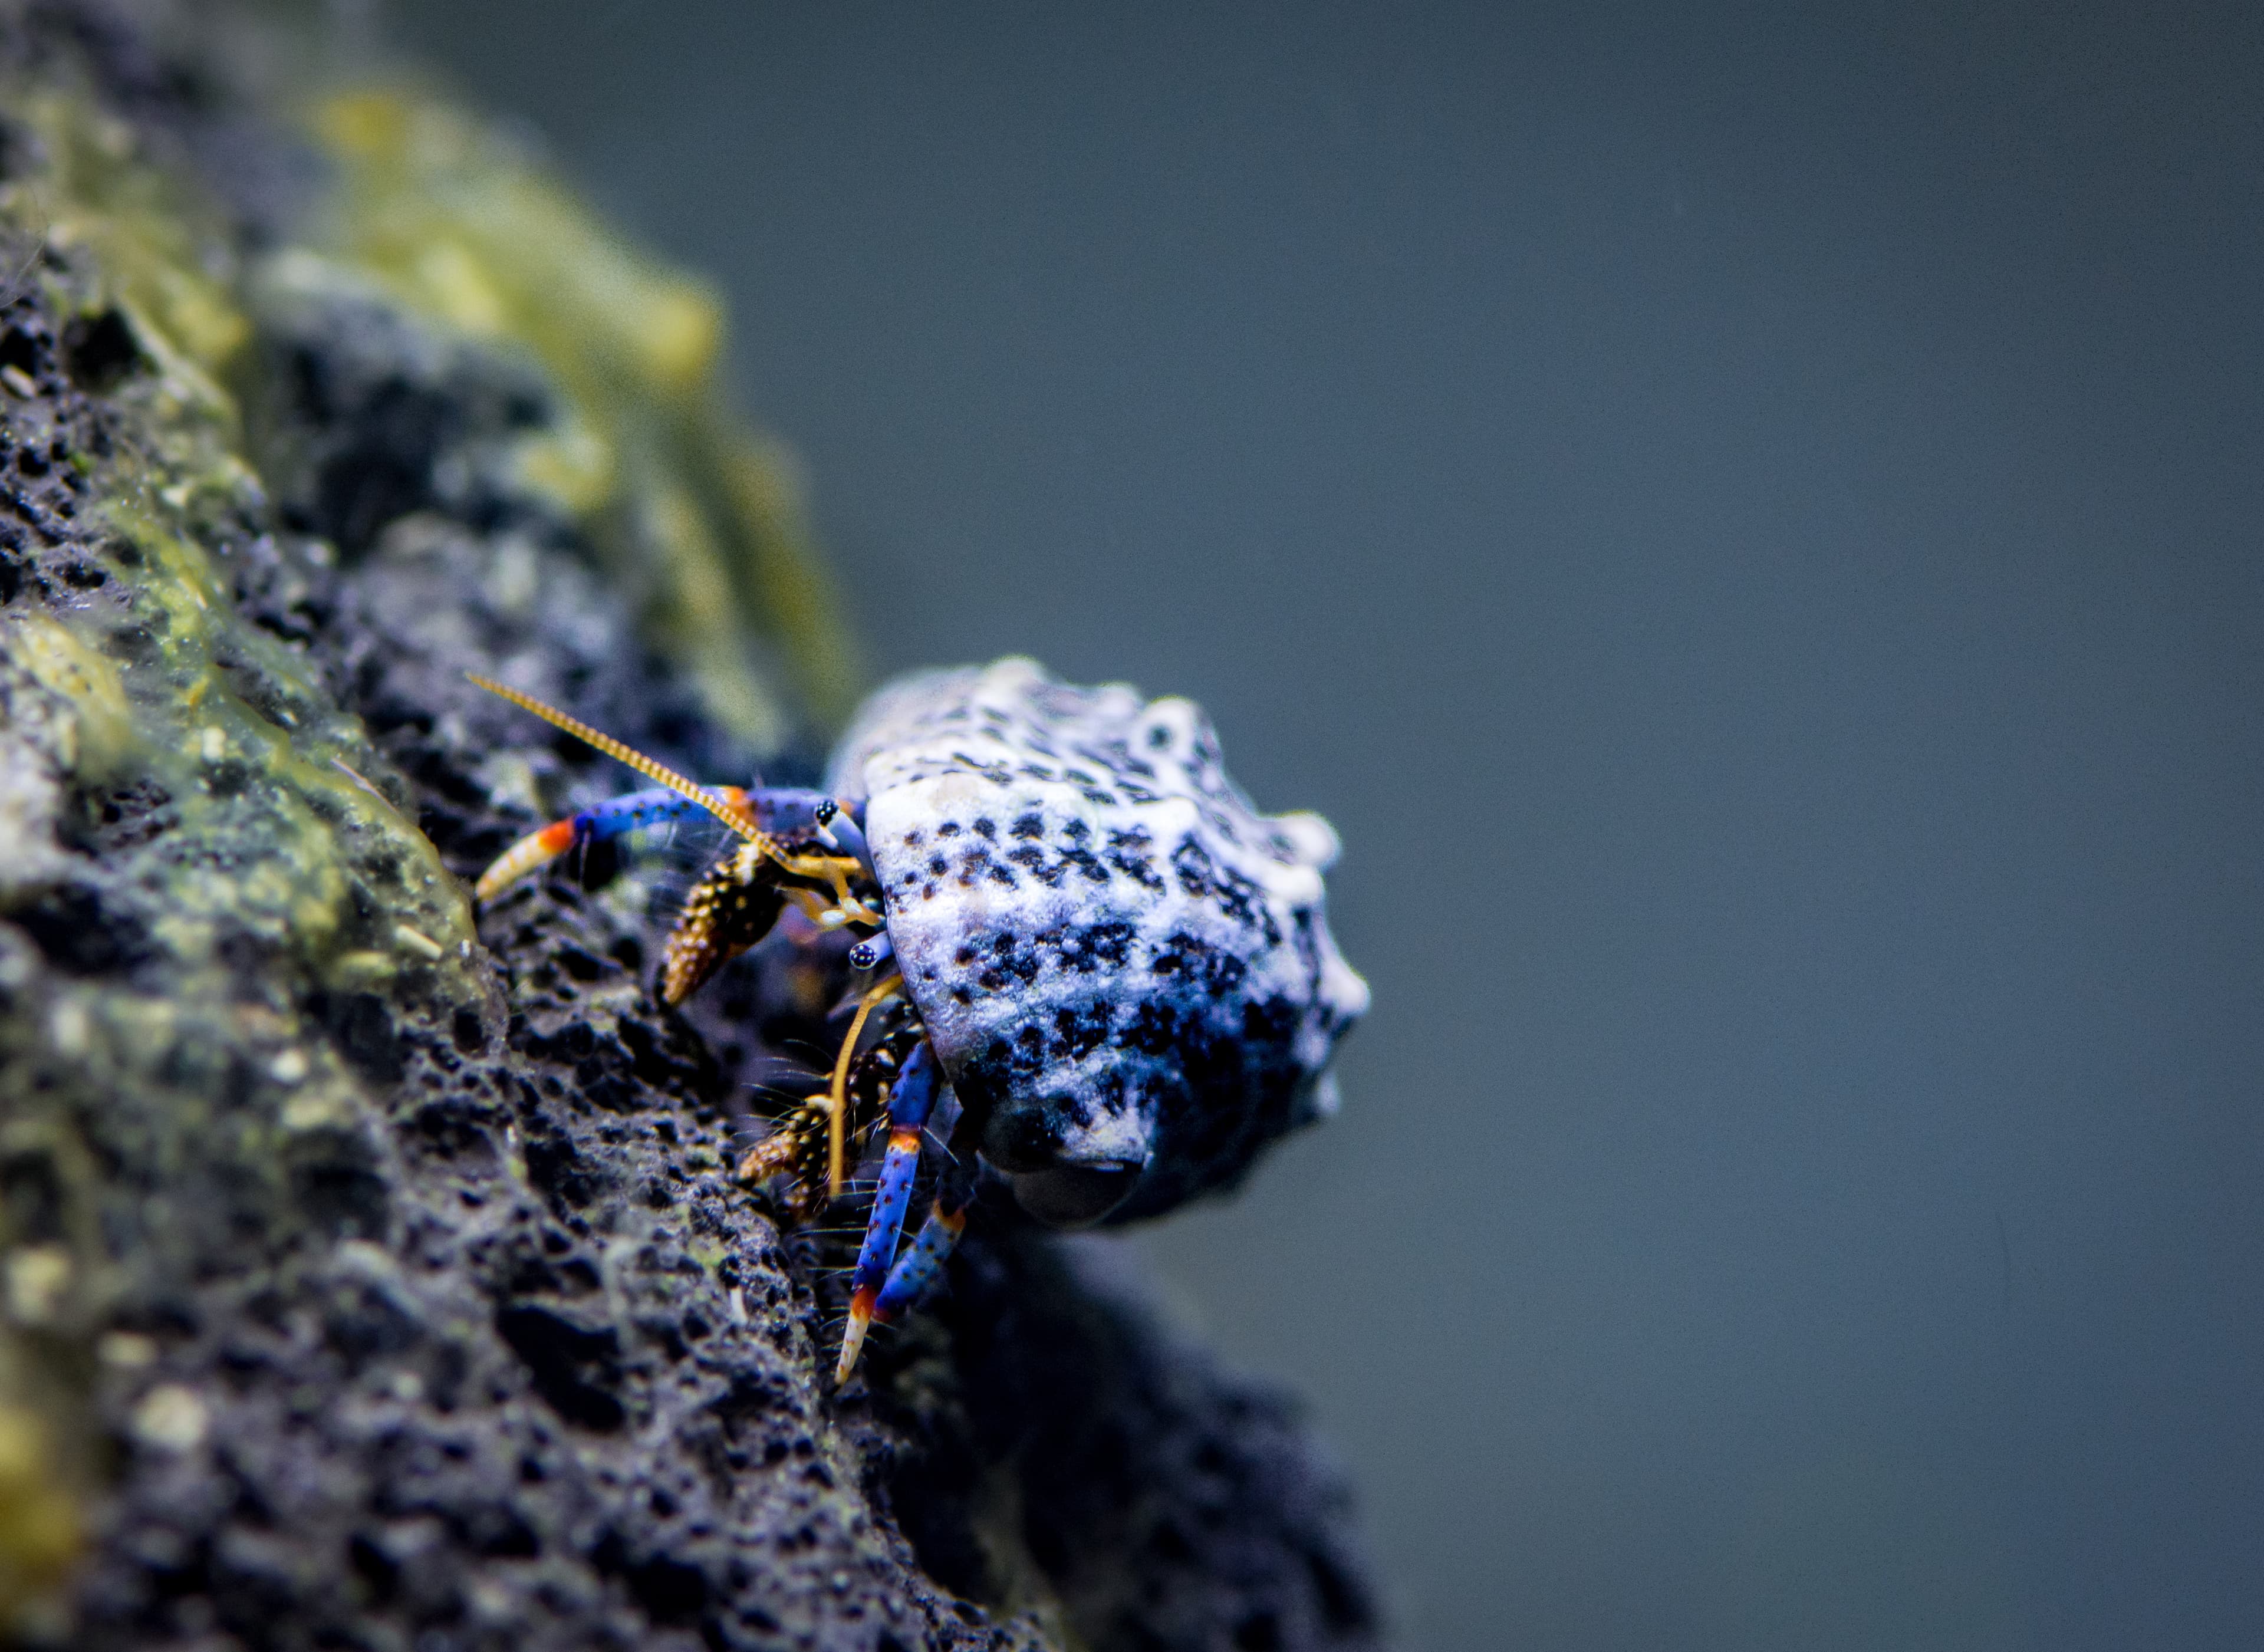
0;4;1384;1648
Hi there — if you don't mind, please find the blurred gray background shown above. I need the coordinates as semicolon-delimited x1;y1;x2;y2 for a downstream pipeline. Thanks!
381;4;2264;1647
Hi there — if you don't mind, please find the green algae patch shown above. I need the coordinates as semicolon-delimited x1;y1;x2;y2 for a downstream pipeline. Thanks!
303;86;866;744
0;88;532;998
91;488;482;988
8;613;134;778
0;71;490;1626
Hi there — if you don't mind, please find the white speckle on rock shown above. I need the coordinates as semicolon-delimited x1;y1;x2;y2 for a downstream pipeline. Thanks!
130;1384;209;1452
394;922;445;960
98;1331;157;1368
282;1088;345;1130
47;998;90;1057
5;1245;72;1324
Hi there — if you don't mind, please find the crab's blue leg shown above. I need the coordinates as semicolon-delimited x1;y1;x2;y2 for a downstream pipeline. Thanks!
835;1040;943;1382
474;785;842;903
859;1157;978;1365
475;786;746;902
835;1101;978;1383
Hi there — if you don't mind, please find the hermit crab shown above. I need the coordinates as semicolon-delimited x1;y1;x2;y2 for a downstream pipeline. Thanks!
472;657;1368;1382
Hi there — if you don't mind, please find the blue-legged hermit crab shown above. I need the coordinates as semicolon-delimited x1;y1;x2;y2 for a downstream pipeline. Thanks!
471;657;1368;1383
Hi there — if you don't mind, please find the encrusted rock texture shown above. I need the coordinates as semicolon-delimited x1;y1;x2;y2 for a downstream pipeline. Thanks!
0;4;1383;1650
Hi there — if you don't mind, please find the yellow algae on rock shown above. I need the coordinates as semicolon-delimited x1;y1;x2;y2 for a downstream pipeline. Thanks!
0;1401;82;1633
312;90;725;397
8;613;136;777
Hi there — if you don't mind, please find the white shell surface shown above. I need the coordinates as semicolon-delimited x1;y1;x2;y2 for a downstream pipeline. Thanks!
827;657;1367;1219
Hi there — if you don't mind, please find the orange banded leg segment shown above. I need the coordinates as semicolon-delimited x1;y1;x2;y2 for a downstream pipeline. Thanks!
835;1040;941;1382
475;817;580;904
845;1104;982;1382
870;1202;968;1331
473;785;756;904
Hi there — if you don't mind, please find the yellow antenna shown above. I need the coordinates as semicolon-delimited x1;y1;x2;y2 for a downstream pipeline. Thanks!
468;674;766;843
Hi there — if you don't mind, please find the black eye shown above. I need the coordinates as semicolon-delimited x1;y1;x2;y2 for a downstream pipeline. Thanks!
1009;1163;1141;1228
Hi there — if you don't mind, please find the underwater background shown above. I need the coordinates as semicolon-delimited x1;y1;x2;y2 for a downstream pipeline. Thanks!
386;4;2263;1647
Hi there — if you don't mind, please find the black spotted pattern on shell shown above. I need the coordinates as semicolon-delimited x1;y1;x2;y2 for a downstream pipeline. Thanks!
827;657;1369;1221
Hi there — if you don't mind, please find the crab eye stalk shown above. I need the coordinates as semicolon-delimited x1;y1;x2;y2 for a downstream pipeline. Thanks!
811;798;877;877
